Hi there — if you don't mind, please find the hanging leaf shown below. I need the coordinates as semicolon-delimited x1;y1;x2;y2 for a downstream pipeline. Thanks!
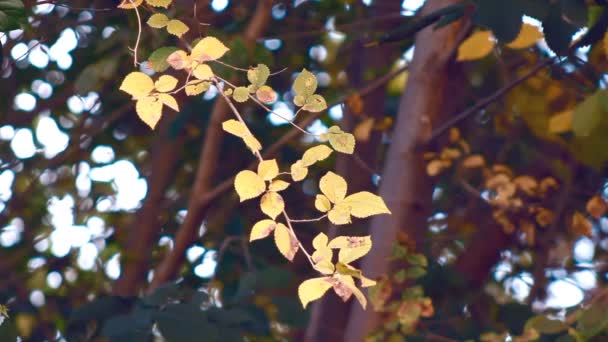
457;30;495;61
274;223;298;261
117;0;144;9
506;23;543;49
247;64;270;87
222;120;249;138
243;135;262;152
293;69;317;98
314;195;332;213
136;96;163;129
148;46;179;72
303;94;327;112
233;87;249;103
329;236;372;264
291;160;308;182
328;202;352;225
255;85;277;104
234;170;266;202
250;219;276;241
185;80;210;96
319;171;347;203
268;180;290;192
193;64;214;80
327;126;356;154
342;191;391;219
154;75;178;92
120;72;154;98
166;50;191;70
260;192;285;219
191;36;229;62
147;13;169;28
298;277;333;309
157;93;179;112
257;159;279;181
302;145;333;167
354;118;375;142
166;19;189;38
145;0;172;7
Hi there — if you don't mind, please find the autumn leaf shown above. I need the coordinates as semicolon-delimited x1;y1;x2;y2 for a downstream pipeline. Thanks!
250;219;276;241
135;96;163;129
154;75;178;92
342;191;391;219
314;194;331;212
257;159;279;181
327;202;352;225
319;171;347;203
117;0;143;9
166;50;191;70
166;19;189;37
234;170;265;202
298;277;333;308
293;68;317;98
548;110;573;134
327;126;355;154
233;86;249;103
185;80;210;96
302;145;333;167
120;72;154;98
145;0;172;7
247;64;270;87
268;180;289;192
506;23;543;49
222;119;249;138
193;64;214;80
157;93;179;112
260;191;284;219
457;30;495;61
147;13;169;28
328;235;372;264
191;36;229;62
243;135;262;152
256;85;277;104
291;160;308;182
274;223;298;261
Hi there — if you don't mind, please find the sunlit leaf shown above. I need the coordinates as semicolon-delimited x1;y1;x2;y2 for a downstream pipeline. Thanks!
185;80;210;96
342;191;391;219
268;180;289;192
117;0;143;9
157;93;179;112
250;219;276;241
329;236;372;264
319;171;347;203
166;50;191;70
303;94;327;112
457;30;495;61
335;274;367;309
314;194;331;213
274;223;298;261
193;64;214;80
302;145;333;167
327;126;355;154
154;75;178;92
247;64;270;87
147;13;169;28
255;85;277;104
260;191;284;219
145;0;172;7
191;36;229;62
120;72;154;98
166;19;189;38
257;159;279;181
291;160;308;182
328;202;352;225
234;170;265;202
136;96;163;129
293;68;317;98
243;135;262;152
506;23;543;49
233;86;249;103
298;277;333;308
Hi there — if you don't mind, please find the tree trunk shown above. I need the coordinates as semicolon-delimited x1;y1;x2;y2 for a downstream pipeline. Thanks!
344;0;467;339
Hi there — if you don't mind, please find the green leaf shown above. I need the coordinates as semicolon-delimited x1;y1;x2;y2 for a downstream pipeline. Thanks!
572;91;604;137
577;302;608;339
293;69;317;98
148;46;179;72
233;86;250;103
0;0;25;31
542;5;577;55
247;64;270;87
472;0;524;43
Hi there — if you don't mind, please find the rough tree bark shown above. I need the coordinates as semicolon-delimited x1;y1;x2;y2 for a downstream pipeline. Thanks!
344;0;467;339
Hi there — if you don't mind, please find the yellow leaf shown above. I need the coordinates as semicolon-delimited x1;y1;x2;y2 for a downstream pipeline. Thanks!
291;160;308;182
298;277;333;308
147;13;169;28
191;36;229;62
243;135;262;152
462;155;485;168
335;262;376;287
166;19;189;38
145;0;172;7
302;145;333;167
328;202;352;225
185;80;210;96
193;64;214;80
274;223;298;261
157;93;179;112
329;236;372;264
548;110;573;134
154;75;178;92
457;30;495;61
268;180;290;192
312;232;329;250
334;274;367;309
222;119;249;138
234;170;265;202
327;126;355;154
319;171;347;203
260;191;284;219
354;118;375;142
257;159;279;181
506;23;543;49
250;219;276;241
120;72;154;98
342;191;391;218
136;96;163;129
117;0;143;9
166;50;191;70
314;260;335;275
314;194;331;213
